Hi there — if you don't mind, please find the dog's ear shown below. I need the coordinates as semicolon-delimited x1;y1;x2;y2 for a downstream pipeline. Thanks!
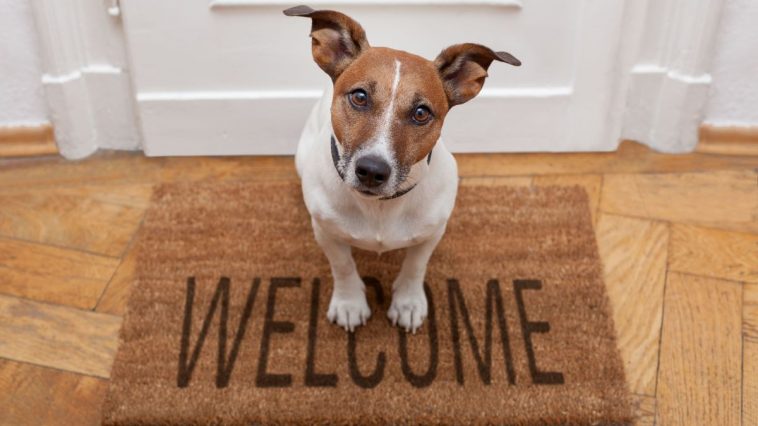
434;43;520;107
284;5;370;81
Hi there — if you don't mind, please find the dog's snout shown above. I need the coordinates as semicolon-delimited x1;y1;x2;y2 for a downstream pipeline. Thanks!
355;156;390;188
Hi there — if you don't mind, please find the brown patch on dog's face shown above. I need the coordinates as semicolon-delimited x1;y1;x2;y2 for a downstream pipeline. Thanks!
285;6;521;196
332;48;449;180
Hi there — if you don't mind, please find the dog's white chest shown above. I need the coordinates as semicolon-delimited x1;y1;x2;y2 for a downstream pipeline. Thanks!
296;87;458;255
308;195;445;253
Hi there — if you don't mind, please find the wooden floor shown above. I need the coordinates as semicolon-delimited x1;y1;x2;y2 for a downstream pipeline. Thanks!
0;141;756;425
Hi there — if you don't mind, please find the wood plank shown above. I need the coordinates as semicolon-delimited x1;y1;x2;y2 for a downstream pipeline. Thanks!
0;295;121;378
656;273;742;426
534;174;602;225
20;183;154;209
0;151;163;189
0;359;106;426
600;170;758;234
95;243;137;316
0;124;58;158
596;214;668;395
0;151;297;190
159;155;298;183
0;183;148;257
745;338;758;426
746;284;758;339
458;176;532;186
456;140;758;177
632;394;656;426
669;224;758;284
0;182;155;207
0;238;119;309
698;140;758;157
698;125;758;156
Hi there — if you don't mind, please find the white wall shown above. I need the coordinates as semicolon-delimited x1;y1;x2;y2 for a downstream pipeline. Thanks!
0;0;48;126
704;0;758;127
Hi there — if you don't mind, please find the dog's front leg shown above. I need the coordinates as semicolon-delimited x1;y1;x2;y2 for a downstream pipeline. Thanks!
388;228;445;333
312;220;371;332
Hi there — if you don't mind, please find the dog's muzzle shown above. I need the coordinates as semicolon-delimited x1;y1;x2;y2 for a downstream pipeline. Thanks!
330;135;431;200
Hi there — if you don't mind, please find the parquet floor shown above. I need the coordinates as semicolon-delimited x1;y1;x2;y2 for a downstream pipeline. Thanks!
0;141;756;425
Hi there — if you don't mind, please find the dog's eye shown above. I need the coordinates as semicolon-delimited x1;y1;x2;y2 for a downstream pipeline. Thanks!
412;106;432;124
348;89;368;108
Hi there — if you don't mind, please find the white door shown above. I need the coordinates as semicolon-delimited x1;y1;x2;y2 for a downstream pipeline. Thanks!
118;0;634;155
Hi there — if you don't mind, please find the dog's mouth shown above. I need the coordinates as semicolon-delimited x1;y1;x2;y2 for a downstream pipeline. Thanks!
355;187;382;198
352;179;415;199
349;167;416;199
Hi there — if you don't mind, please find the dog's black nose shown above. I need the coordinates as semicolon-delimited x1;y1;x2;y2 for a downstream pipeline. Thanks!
355;156;390;188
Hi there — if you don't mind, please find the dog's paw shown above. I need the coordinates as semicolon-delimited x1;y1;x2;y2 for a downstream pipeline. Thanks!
387;285;428;333
327;290;371;332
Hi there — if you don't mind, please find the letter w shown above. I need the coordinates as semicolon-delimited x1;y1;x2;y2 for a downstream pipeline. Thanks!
177;277;260;388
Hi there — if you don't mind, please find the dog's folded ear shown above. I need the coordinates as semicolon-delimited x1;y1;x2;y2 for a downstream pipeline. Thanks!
284;5;370;81
434;43;521;107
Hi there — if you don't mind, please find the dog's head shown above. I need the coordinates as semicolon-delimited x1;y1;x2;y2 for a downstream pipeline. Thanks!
285;5;520;198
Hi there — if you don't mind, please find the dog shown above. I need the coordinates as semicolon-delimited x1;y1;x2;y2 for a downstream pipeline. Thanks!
286;5;520;333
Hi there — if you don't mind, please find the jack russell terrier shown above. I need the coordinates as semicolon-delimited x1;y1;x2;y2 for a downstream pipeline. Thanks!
286;5;520;333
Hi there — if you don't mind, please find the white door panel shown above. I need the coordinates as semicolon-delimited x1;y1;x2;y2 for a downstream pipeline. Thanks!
120;0;626;155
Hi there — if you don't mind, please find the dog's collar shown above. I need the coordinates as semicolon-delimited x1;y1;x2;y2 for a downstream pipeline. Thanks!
330;135;431;201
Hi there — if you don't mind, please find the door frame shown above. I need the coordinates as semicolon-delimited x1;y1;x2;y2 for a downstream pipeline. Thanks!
30;0;140;159
32;0;725;158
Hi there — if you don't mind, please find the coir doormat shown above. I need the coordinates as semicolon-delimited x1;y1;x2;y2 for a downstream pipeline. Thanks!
102;180;632;425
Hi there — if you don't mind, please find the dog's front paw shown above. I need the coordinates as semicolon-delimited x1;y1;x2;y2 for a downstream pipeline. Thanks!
387;285;428;333
327;289;371;332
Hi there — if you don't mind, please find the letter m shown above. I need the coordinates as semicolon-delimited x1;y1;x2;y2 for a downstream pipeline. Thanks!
447;279;516;385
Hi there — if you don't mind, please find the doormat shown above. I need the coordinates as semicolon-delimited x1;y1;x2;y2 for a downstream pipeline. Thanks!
102;180;632;425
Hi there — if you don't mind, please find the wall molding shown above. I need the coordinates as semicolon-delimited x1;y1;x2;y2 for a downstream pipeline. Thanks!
624;64;713;152
136;86;572;102
31;0;140;159
0;124;58;158
210;0;522;9
621;0;726;153
697;124;758;156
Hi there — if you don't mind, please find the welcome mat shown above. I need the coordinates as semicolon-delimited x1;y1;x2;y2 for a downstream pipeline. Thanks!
102;180;632;425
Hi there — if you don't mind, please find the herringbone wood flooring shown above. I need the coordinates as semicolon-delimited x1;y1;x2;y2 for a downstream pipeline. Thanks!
0;141;756;425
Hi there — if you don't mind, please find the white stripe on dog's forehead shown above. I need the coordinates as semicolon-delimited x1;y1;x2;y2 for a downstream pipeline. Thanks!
380;60;402;141
364;59;402;165
348;60;403;194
